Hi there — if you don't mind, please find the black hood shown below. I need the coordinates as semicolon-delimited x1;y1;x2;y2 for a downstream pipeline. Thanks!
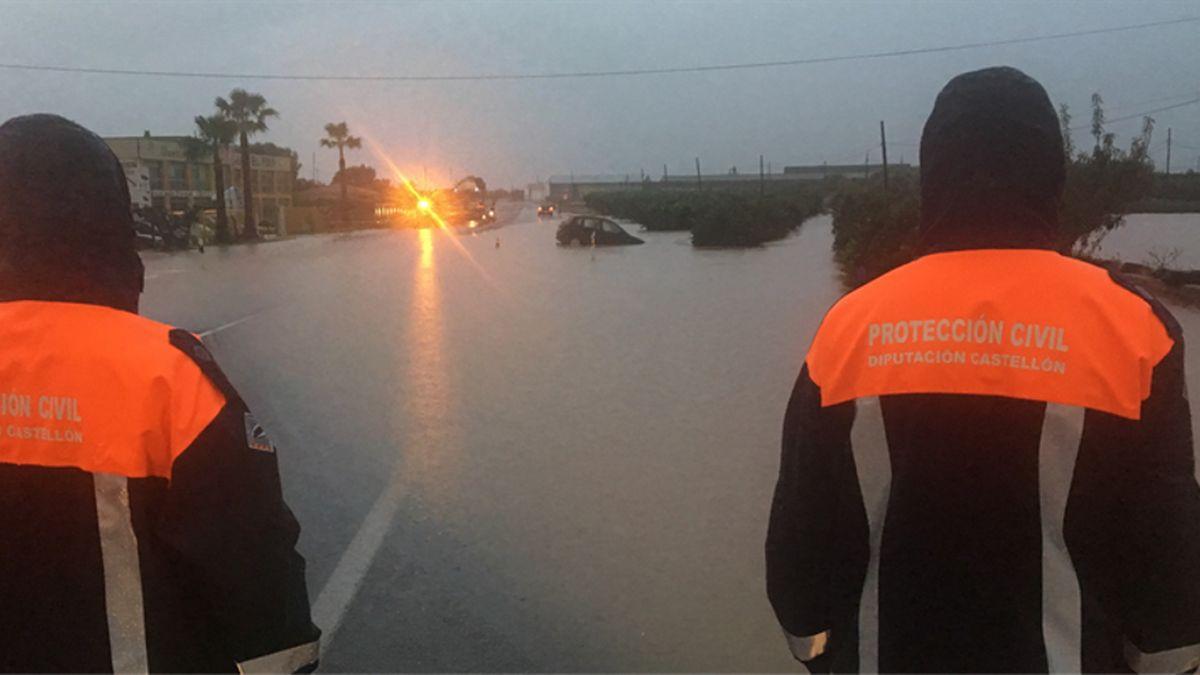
0;114;144;312
919;66;1065;253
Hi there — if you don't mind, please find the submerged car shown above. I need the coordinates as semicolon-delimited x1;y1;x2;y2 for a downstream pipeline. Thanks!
556;215;644;246
537;203;557;218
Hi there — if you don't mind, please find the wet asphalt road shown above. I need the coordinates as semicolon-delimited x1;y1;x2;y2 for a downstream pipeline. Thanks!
139;206;1200;673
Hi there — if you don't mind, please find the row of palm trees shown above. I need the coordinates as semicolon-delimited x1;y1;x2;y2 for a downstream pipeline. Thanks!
186;89;277;243
188;88;365;243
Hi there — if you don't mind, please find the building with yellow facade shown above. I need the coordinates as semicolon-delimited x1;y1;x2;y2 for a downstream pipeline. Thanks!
105;133;296;235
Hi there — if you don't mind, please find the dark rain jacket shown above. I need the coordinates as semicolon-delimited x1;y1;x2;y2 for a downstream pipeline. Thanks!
765;248;1200;673
0;300;320;673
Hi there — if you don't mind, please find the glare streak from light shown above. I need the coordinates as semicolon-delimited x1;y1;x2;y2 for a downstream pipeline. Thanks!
358;132;500;287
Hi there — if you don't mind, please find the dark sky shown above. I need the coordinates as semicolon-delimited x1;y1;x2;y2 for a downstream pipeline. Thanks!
0;0;1196;188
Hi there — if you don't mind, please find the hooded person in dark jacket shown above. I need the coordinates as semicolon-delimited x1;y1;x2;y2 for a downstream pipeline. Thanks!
0;114;146;311
0;114;320;673
766;67;1200;673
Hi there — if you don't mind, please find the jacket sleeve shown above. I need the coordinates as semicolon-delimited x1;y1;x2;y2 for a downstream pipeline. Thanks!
1116;320;1200;673
766;364;861;668
1068;301;1200;674
157;330;321;673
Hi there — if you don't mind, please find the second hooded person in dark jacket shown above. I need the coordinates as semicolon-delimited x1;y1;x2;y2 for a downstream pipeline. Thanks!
766;67;1200;673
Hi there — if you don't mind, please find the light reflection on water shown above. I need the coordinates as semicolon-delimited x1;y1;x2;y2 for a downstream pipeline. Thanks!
396;226;462;508
419;227;434;269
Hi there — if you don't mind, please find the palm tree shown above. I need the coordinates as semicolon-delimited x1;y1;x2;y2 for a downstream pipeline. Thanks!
320;122;362;227
216;89;278;240
183;114;237;244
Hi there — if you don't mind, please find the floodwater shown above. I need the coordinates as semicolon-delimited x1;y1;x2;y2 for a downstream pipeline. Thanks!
139;206;1200;671
1094;212;1200;269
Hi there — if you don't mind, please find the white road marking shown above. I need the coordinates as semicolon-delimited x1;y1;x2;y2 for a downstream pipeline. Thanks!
198;313;260;338
311;478;405;646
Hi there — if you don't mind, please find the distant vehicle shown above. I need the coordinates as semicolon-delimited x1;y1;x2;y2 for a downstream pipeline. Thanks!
556;215;644;246
537;203;557;218
459;202;498;233
444;176;498;230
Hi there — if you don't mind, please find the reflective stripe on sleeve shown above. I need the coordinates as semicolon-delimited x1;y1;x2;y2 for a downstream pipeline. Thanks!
850;396;891;673
1038;404;1085;673
94;472;150;675
785;629;830;662
237;639;320;674
1125;639;1200;674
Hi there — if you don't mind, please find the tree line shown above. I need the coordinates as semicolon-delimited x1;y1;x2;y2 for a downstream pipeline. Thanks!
830;93;1164;287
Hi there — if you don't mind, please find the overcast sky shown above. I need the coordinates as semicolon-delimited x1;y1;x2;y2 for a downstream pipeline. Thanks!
0;0;1196;188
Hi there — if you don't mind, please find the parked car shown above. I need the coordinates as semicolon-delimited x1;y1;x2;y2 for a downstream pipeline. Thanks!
132;213;164;250
537;202;557;218
556;215;644;246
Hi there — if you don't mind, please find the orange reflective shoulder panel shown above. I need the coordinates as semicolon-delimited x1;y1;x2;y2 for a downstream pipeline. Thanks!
806;250;1173;420
0;301;226;478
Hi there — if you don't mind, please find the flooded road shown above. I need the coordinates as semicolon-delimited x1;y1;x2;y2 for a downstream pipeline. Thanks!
139;207;1200;671
1094;212;1200;268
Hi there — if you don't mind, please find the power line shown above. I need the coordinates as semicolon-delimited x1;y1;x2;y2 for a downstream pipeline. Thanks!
1107;97;1200;123
822;94;1197;167
0;16;1195;83
1069;96;1200;131
1107;90;1200;113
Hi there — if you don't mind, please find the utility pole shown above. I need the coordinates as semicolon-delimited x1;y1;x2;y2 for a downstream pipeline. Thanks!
864;151;870;180
663;163;668;181
880;120;890;190
695;157;702;190
759;154;765;195
311;151;316;182
1166;127;1172;175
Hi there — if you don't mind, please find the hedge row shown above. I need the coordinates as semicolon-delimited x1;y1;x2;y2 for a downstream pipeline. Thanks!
583;189;823;247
